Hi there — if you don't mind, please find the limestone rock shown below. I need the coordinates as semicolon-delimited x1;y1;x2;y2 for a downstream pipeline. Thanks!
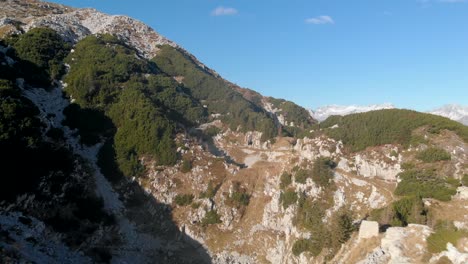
359;221;379;239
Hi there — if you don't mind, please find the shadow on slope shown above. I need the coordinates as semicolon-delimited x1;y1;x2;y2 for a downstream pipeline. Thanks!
97;139;212;264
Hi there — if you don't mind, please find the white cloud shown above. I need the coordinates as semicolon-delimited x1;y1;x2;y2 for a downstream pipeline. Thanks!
211;6;238;16
305;15;335;25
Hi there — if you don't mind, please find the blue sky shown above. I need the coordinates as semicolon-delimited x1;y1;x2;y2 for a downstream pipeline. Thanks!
49;0;468;111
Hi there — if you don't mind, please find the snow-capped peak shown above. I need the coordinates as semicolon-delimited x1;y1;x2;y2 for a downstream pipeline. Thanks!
429;104;468;126
310;103;395;122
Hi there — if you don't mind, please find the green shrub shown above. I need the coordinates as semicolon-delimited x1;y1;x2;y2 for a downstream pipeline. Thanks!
409;135;429;146
369;196;427;227
427;221;467;253
191;202;201;209
280;189;297;209
63;103;115;145
64;34;151;107
395;169;457;201
416;147;451;163
204;126;221;138
446;177;460;188
108;87;177;175
9;27;70;86
230;192;250;207
401;162;415;170
291;198;328;256
279;172;292;189
228;182;250;207
180;158;192;173
295;198;326;232
462;174;468;186
295;169;310;184
329;208;355;248
321;109;468;152
201;210;221;226
174;194;194;206
200;181;220;199
292;238;322;257
312;157;336;188
391;196;427;226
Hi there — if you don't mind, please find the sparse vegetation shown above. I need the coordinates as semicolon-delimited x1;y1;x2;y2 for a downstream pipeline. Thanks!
201;210;222;226
311;157;336;188
391;196;427;226
294;169;310;184
462;174;468;186
280;188;298;209
292;198;329;256
395;169;457;201
191;202;201;209
401;162;415;170
279;172;292;189
329;207;355;249
200;181;220;199
292;238;322;257
369;196;427;227
228;182;250;207
427;221;468;253
416;147;451;163
180;158;192;173
174;194;194;206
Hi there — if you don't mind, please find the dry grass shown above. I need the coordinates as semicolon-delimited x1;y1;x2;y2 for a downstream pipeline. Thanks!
332;234;382;264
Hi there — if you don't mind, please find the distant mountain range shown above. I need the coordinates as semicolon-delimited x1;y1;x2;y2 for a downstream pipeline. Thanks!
309;103;395;122
429;104;468;126
310;104;468;125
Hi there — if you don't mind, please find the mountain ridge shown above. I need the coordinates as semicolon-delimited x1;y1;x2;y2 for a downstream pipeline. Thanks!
0;1;467;264
310;103;468;126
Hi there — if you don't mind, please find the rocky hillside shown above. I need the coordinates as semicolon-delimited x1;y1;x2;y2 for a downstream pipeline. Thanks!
1;1;467;264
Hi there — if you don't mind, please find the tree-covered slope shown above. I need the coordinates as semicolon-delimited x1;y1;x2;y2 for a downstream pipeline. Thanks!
321;109;468;151
153;45;278;140
233;86;318;136
0;39;116;261
63;34;209;177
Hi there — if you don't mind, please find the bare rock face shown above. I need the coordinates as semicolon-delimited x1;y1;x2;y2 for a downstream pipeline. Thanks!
358;224;432;264
24;8;176;58
354;154;401;181
359;221;379;239
454;186;468;200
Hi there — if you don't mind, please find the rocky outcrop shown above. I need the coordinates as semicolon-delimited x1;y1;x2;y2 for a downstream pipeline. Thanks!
24;8;176;58
358;224;432;264
431;243;468;264
358;221;379;239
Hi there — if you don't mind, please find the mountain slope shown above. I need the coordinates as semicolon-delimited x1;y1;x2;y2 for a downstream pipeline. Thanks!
0;1;467;264
321;109;468;152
